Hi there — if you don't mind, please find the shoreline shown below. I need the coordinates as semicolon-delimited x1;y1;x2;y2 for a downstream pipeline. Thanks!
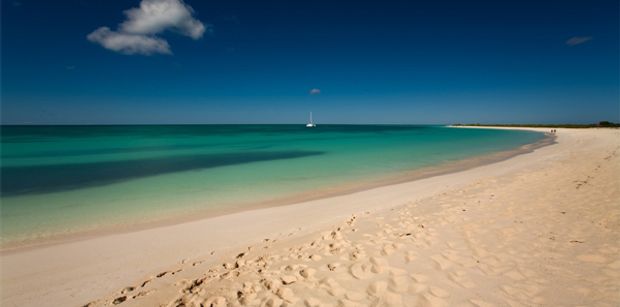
0;130;554;253
2;127;617;306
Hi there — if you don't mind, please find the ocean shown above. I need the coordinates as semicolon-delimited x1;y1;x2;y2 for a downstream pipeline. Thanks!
0;125;546;248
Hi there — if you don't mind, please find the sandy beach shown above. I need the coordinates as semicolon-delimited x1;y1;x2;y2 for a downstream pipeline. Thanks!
1;127;619;306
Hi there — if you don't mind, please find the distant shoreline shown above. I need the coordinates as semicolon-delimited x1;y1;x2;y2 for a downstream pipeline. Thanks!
451;122;620;128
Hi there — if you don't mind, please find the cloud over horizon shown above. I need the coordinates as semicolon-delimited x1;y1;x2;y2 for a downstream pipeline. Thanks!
309;88;321;95
88;0;206;55
565;36;592;46
87;27;172;55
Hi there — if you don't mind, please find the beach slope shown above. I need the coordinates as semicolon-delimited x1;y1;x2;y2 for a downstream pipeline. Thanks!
2;128;619;306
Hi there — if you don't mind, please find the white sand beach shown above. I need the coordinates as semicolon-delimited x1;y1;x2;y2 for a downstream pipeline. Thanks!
1;127;619;306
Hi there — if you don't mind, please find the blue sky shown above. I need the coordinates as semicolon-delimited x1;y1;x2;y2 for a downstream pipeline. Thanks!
1;0;618;124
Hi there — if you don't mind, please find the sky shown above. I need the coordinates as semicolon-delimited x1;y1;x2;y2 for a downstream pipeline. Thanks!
1;0;618;124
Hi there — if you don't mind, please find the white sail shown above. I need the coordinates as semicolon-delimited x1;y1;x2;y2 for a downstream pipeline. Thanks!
306;112;316;127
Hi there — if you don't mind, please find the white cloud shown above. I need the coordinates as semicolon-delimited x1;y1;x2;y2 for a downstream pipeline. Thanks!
88;0;206;55
88;27;171;55
309;88;321;95
566;36;592;46
120;0;205;39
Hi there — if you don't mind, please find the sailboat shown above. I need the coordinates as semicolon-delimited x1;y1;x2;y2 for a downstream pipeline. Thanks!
306;112;316;128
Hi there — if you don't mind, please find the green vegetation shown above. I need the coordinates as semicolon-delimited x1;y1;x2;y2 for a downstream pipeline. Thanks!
452;121;620;128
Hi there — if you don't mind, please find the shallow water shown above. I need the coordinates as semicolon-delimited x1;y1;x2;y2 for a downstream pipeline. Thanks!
0;125;544;247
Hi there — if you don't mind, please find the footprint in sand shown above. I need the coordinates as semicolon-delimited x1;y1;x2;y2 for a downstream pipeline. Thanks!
300;268;316;279
410;273;428;283
320;278;345;297
367;281;388;297
120;286;134;294
304;298;324;307
131;290;154;299
140;279;152;288
419;293;448;307
431;255;453;270
309;254;322;261
239;293;259;306
429;286;450;298
281;275;297;285
349;262;373;279
276;287;297;303
370;257;387;274
344;291;365;301
156;271;169;278
112;296;127;305
264;297;284;307
388;275;409;293
203;296;227;307
405;251;416;263
262;278;282;291
382;292;404;306
192;260;204;266
327;262;341;272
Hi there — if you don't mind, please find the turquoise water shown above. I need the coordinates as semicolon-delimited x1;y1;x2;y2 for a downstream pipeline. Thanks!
1;125;544;246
